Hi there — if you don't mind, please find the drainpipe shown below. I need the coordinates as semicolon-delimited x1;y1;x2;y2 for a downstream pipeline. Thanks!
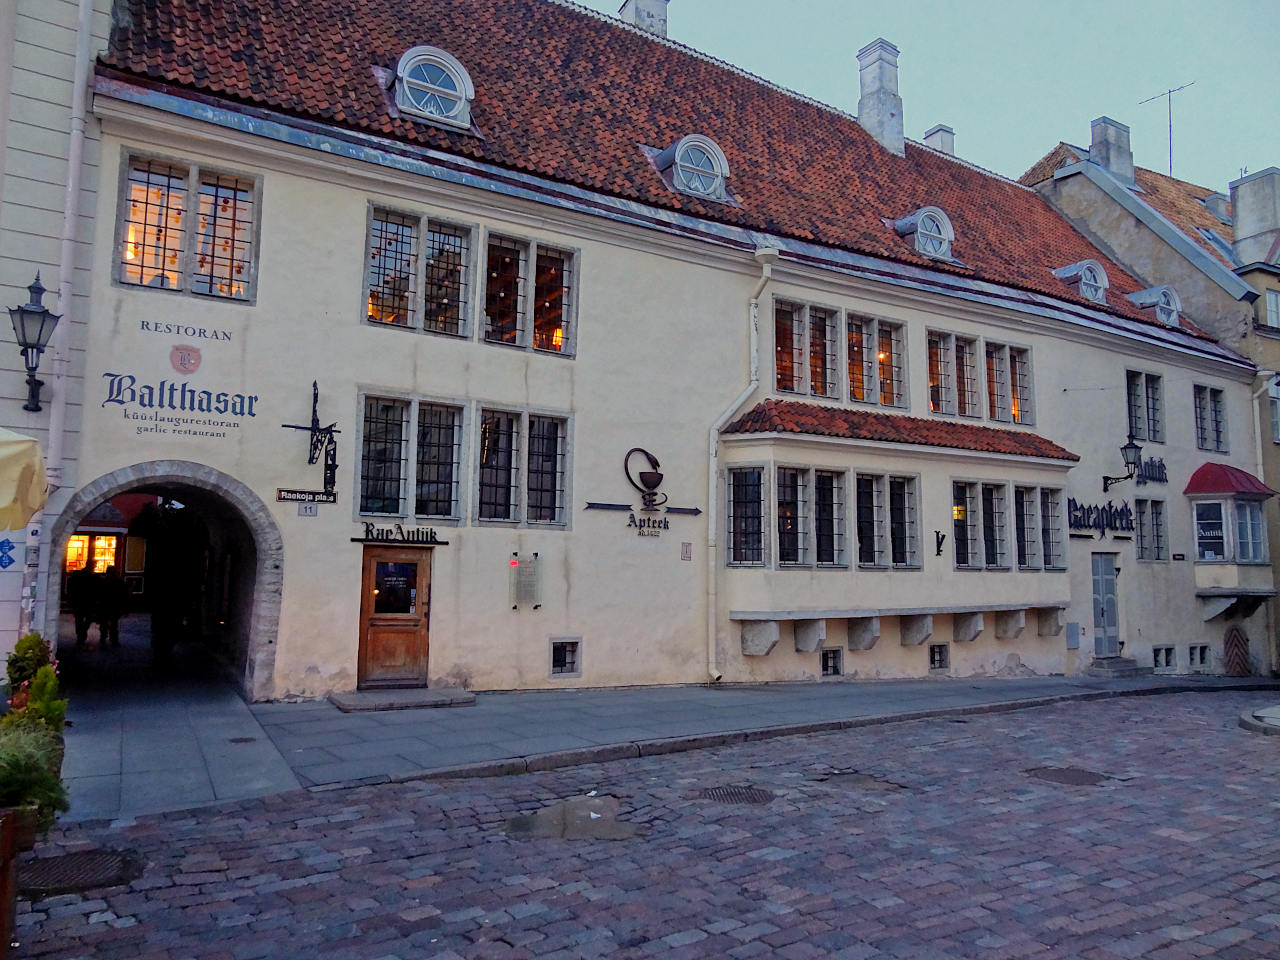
21;0;93;635
705;247;779;682
1251;369;1279;676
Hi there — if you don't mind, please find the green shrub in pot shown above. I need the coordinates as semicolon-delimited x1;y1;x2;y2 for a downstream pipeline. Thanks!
0;724;68;833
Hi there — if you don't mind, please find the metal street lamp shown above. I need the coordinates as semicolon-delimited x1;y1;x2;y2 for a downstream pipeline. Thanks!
8;273;61;412
1102;434;1143;493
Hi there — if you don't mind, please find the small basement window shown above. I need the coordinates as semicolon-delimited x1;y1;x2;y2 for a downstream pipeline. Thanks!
820;648;843;677
928;643;950;670
550;638;581;677
1152;645;1175;673
1188;644;1209;670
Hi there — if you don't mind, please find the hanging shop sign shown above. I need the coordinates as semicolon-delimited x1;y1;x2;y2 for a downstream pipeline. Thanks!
1067;498;1135;538
281;381;340;498
584;447;702;538
1134;457;1168;487
351;522;449;546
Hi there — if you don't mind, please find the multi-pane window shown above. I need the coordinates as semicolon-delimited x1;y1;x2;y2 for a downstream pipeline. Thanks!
728;468;764;564
415;404;462;517
928;332;955;415
984;343;1033;423
820;648;843;677
775;301;835;397
857;474;917;567
527;416;567;523
1135;498;1168;561
981;483;1008;568
1127;371;1164;442
1039;488;1065;569
887;477;919;567
483;235;576;354
848;316;871;402
847;315;906;407
367;211;471;334
119;158;257;299
1194;501;1226;560
476;410;568;524
1271;382;1280;443
814;471;844;566
955;337;979;417
478;411;519;520
1237;501;1266;562
1014;487;1041;568
776;468;809;564
1266;289;1280;328
856;474;885;566
878;321;905;407
360;397;409;514
1193;385;1227;452
953;482;979;568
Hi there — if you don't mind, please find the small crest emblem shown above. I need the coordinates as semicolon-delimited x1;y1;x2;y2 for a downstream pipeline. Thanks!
170;344;201;375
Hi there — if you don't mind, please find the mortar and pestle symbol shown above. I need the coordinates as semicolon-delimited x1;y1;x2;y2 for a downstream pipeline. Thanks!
624;447;668;512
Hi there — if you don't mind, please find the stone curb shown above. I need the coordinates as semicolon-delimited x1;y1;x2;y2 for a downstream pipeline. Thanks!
306;681;1280;794
1238;708;1280;736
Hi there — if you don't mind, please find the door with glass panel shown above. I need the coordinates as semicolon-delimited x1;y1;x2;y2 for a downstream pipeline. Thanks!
1091;553;1120;657
358;546;431;687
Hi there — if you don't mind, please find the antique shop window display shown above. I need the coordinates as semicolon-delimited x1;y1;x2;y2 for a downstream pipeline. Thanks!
360;397;464;518
119;158;257;299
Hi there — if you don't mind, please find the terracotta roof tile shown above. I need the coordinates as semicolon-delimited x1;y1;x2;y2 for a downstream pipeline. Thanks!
722;399;1080;462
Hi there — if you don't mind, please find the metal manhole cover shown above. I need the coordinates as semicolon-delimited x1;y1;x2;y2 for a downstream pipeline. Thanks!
697;785;774;805
1026;766;1109;786
19;851;144;898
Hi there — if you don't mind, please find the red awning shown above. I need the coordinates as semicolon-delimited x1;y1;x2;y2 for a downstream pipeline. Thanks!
1182;462;1276;497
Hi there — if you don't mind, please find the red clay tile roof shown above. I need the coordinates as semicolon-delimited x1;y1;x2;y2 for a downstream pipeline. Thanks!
1020;143;1236;269
100;0;1195;336
1183;462;1275;497
722;399;1080;462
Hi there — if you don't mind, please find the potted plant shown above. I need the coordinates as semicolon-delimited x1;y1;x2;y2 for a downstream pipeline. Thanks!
0;724;68;848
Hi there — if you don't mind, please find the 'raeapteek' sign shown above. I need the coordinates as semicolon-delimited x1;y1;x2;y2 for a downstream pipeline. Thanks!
1068;498;1135;538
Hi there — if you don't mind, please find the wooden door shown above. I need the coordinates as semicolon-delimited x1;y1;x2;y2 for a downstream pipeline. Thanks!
358;546;431;688
1224;626;1252;677
1091;553;1119;657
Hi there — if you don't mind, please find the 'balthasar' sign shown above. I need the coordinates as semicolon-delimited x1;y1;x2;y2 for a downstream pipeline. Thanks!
1068;498;1135;538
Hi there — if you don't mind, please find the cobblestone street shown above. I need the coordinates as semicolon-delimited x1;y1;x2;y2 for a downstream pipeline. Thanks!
17;691;1280;959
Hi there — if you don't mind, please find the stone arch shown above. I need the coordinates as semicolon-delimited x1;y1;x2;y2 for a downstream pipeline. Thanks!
46;460;283;701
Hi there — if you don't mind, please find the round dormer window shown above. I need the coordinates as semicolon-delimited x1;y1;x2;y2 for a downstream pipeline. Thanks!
676;142;722;196
403;61;463;120
1156;288;1178;324
916;212;949;257
394;46;475;130
1080;264;1107;304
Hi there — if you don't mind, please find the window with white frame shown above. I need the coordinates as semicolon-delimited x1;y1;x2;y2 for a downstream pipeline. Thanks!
894;206;955;260
1236;500;1267;562
118;157;258;299
668;135;731;201
366;209;472;335
1267;289;1280;328
981;483;1009;568
856;473;917;568
776;467;809;565
477;409;568;524
984;342;1033;424
952;481;979;568
1126;370;1163;442
775;301;836;397
1014;487;1041;568
1155;287;1179;325
727;468;764;565
359;397;464;519
1192;384;1227;452
1194;501;1226;560
1271;381;1280;443
1079;262;1108;304
847;315;905;407
1040;488;1066;569
483;235;575;355
1135;498;1168;561
394;46;475;130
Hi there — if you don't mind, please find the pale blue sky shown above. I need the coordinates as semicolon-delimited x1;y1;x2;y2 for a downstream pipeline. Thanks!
573;0;1279;191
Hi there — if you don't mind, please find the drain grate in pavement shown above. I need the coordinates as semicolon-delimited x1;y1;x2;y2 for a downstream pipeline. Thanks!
697;785;774;805
19;851;144;898
815;771;907;792
1026;766;1109;786
228;736;257;744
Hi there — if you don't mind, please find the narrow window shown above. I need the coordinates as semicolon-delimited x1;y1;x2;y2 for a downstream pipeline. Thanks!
929;643;950;670
814;470;843;565
878;321;904;407
1126;370;1146;440
856;474;884;566
1271;382;1280;443
423;223;470;336
1015;487;1040;568
360;397;408;514
122;160;187;290
981;483;1008;567
1268;289;1280;328
527;416;566;523
533;247;572;353
728;469;764;564
1210;388;1226;452
415;403;461;517
985;343;1009;420
1193;385;1210;449
848;316;871;401
1195;501;1226;560
1040;488;1064;568
1152;646;1175;672
367;210;419;325
820;648;843;677
809;307;836;397
484;236;525;345
1135;499;1150;560
953;482;978;567
478;410;519;520
888;477;918;567
776;468;808;564
1145;374;1164;442
192;172;255;299
775;302;801;392
955;336;978;417
1151;500;1167;560
1010;347;1032;423
928;332;955;414
1236;501;1266;562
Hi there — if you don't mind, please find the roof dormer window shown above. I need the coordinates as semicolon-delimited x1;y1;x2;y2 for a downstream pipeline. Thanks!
395;46;474;130
1052;259;1109;305
657;135;730;201
894;206;955;260
1127;285;1181;325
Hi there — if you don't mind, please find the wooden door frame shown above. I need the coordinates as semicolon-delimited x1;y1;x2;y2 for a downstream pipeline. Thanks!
357;545;433;688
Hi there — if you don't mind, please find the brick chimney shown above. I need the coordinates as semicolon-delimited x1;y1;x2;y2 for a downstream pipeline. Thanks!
856;38;904;157
618;0;668;37
1089;116;1134;186
1230;167;1280;265
923;124;954;156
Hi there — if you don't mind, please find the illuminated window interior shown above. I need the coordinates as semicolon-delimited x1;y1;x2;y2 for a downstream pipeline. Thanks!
65;535;89;572
122;161;187;290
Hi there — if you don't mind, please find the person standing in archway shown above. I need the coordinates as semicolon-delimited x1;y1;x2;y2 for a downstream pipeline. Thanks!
67;562;98;647
97;565;128;649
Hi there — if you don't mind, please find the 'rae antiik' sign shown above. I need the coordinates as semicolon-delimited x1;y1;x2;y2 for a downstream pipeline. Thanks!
1067;498;1135;538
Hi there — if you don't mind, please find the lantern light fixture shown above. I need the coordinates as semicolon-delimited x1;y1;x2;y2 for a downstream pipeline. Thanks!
8;273;61;412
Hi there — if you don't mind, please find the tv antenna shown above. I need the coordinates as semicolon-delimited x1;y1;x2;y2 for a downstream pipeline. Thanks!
1139;81;1195;177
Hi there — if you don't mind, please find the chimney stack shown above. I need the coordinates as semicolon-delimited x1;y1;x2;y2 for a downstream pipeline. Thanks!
856;38;904;157
923;124;954;156
618;0;668;37
1230;167;1280;265
1203;192;1231;224
1089;116;1134;186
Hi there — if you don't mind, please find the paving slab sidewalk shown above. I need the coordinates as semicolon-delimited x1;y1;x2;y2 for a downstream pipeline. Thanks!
61;670;1278;822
